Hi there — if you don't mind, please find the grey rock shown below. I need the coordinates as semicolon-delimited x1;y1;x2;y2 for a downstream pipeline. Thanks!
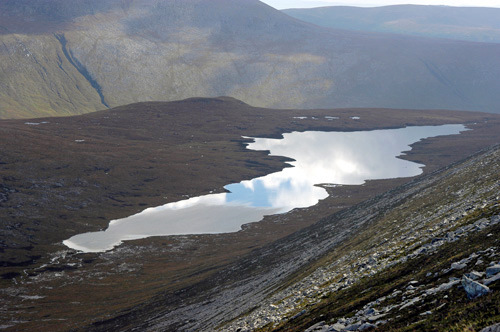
483;272;500;286
363;308;376;316
426;280;460;295
462;276;490;299
481;322;500;332
304;321;326;332
367;314;386;322
330;323;346;331
368;256;377;265
400;296;422;310
451;262;467;270
291;310;306;320
465;271;484;280
358;323;376;330
486;265;500;277
344;323;362;331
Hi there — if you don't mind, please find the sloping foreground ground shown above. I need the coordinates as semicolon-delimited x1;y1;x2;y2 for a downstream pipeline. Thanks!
95;144;500;332
1;98;500;330
243;147;500;332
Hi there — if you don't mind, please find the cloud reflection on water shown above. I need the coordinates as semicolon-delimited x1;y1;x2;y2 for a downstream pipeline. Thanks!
64;124;466;252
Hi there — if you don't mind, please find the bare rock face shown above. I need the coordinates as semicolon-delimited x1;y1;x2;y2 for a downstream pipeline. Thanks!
461;275;490;299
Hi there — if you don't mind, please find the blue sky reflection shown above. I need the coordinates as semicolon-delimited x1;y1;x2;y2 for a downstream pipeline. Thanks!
64;124;466;252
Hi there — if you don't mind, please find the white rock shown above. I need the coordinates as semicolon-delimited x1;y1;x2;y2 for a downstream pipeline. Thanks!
462;276;490;299
426;280;460;295
451;262;467;270
330;323;346;332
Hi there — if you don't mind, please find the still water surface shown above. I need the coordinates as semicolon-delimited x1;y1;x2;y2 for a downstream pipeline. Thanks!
64;124;466;252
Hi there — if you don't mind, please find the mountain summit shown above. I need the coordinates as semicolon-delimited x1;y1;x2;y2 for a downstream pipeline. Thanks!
1;0;500;118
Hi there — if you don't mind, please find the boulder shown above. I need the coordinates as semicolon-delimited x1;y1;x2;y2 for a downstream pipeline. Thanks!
480;322;500;332
359;323;376;330
367;314;387;322
486;265;500;277
344;323;362;331
426;280;460;295
462;276;490;299
304;321;326;332
451;262;467;270
483;273;500;286
330;323;346;331
465;271;484;280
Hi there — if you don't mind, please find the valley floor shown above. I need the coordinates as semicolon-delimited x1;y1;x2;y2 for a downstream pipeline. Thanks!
1;99;500;331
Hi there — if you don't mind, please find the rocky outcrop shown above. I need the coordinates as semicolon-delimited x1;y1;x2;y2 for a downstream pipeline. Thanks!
462;276;490;299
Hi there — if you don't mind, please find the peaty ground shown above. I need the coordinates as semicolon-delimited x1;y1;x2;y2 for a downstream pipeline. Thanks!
1;97;500;331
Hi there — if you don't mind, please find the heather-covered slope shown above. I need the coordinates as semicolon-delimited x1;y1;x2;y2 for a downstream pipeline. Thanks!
1;0;500;118
283;5;500;43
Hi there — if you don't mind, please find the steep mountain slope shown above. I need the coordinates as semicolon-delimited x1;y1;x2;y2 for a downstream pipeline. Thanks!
1;0;500;118
283;5;500;43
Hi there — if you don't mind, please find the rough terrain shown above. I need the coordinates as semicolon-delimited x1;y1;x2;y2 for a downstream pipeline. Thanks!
88;134;500;332
1;98;499;331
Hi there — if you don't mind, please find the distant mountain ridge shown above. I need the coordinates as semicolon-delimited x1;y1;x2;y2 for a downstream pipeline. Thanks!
1;0;500;118
283;5;500;43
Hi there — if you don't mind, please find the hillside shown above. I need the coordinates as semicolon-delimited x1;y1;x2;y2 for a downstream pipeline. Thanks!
283;5;500;43
2;0;500;118
222;145;500;332
2;98;500;330
89;127;500;331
